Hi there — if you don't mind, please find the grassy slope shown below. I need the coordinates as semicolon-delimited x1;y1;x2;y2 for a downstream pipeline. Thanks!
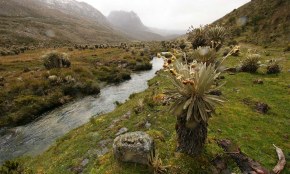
214;0;290;47
14;45;290;173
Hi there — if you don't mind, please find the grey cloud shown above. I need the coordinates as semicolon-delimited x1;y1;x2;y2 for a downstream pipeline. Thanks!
77;0;250;30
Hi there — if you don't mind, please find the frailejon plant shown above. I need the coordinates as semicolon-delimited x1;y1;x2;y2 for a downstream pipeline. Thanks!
159;25;234;156
266;59;281;74
187;25;208;49
43;51;71;69
187;25;227;51
163;56;225;155
240;54;261;73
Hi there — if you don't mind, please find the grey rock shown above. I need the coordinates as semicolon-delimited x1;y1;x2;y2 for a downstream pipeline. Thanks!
121;111;131;119
64;75;75;83
115;127;128;136
253;79;263;84
109;111;131;129
113;131;154;165
98;139;112;147
145;121;151;129
48;75;58;82
96;147;109;157
81;158;89;167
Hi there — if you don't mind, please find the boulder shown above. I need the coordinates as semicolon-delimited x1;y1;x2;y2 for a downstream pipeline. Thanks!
113;131;154;165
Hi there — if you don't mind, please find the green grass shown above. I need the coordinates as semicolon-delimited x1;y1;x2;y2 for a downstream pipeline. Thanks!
4;45;290;173
0;47;154;127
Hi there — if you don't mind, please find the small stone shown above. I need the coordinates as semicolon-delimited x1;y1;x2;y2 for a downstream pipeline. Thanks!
121;111;131;119
98;139;112;147
81;158;89;167
209;89;222;96
113;131;154;165
253;79;263;84
96;147;109;157
64;75;75;83
145;121;151;129
48;75;58;82
115;127;128;136
224;67;237;73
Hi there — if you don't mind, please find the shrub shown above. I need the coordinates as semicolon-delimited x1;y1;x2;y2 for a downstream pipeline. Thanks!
284;44;290;52
187;26;208;49
240;54;261;73
266;59;281;74
222;47;231;56
179;40;187;50
43;51;71;69
63;80;100;96
134;62;153;71
0;160;31;174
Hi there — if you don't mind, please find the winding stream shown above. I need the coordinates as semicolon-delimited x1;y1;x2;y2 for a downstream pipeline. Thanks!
0;57;164;164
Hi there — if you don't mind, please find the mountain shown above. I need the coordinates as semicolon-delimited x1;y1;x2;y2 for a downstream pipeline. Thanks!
0;0;127;46
107;11;168;41
214;0;290;46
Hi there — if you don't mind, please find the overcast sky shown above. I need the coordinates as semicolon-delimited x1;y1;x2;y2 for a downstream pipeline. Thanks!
77;0;250;31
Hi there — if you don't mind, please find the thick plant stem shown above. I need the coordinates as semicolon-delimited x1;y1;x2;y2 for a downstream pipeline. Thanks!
175;116;207;155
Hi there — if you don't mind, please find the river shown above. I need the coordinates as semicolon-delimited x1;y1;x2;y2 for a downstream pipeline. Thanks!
0;57;164;164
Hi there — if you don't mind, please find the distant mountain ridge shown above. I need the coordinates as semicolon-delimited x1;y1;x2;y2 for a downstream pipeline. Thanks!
107;10;183;41
214;0;290;46
0;0;127;46
107;10;165;41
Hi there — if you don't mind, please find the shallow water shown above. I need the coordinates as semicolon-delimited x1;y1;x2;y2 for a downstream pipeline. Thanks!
0;57;163;164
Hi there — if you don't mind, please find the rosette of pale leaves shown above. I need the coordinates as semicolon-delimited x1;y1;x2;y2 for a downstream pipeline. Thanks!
166;60;224;127
186;46;217;64
206;26;226;45
240;54;261;73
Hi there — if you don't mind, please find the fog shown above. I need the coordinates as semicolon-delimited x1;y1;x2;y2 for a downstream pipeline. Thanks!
77;0;250;31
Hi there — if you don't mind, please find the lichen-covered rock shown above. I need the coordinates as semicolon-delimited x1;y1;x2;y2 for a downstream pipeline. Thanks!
113;131;154;165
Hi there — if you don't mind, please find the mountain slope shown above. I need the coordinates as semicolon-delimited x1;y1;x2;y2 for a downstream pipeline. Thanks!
107;11;165;41
214;0;290;46
0;0;127;46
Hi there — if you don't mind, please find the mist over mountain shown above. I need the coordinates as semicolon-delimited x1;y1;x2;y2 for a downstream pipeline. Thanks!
107;11;165;41
107;10;183;41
